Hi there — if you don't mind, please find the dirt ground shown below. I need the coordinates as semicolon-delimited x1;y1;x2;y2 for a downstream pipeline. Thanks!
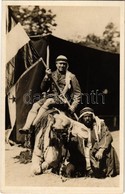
5;131;120;188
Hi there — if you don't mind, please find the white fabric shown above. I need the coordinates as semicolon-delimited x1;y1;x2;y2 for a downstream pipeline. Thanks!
79;111;93;119
6;23;30;63
62;71;72;95
79;112;104;142
93;115;104;142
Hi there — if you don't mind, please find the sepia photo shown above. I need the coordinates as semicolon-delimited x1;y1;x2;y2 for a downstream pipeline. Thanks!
1;1;124;194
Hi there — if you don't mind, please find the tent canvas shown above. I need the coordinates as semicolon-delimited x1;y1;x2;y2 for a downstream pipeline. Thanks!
32;35;119;116
6;35;119;142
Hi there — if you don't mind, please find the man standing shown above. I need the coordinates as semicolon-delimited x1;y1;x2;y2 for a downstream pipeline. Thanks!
19;55;81;134
79;107;119;178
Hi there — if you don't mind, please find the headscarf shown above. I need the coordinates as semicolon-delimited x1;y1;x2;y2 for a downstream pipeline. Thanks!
79;107;104;142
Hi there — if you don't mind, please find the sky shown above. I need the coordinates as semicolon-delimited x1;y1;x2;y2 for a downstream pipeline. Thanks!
45;6;120;40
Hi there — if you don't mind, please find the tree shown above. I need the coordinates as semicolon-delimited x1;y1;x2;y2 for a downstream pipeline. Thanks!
10;6;57;36
69;22;120;53
101;22;120;53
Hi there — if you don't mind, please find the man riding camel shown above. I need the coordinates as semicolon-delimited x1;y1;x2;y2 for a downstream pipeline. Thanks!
19;55;81;134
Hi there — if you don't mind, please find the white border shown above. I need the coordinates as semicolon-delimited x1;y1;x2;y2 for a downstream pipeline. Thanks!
1;1;124;194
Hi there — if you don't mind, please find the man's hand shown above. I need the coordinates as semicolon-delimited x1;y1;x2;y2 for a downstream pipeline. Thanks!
45;68;52;78
95;148;104;160
69;105;75;113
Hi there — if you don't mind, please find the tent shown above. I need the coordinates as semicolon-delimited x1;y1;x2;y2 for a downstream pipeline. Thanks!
6;35;119;142
31;35;119;116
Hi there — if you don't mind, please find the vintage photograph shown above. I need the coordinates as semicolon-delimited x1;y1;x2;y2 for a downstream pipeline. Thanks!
1;1;124;194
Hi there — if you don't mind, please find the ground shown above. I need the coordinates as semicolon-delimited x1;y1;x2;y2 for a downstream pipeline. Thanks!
5;131;120;187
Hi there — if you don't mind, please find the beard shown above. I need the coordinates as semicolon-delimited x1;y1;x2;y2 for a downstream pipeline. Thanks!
82;120;93;128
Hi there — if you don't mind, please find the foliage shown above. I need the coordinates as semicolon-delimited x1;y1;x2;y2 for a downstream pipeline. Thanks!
69;22;120;53
10;6;57;36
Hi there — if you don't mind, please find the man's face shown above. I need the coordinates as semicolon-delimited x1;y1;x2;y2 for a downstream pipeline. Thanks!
81;113;93;128
56;60;67;73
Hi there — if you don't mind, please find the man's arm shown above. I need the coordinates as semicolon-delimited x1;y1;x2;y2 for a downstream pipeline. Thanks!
40;76;51;92
95;122;113;160
98;122;113;149
40;69;52;92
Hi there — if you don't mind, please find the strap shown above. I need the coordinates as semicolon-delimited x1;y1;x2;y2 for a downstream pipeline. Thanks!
62;71;72;95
